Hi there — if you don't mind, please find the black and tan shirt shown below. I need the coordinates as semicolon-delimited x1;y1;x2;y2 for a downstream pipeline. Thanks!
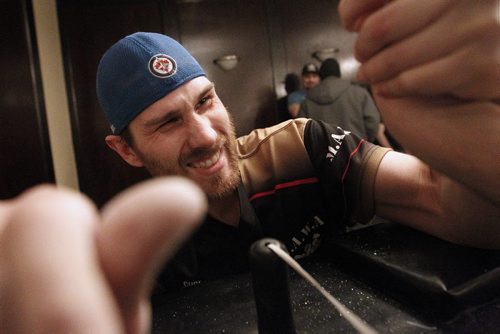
157;118;390;290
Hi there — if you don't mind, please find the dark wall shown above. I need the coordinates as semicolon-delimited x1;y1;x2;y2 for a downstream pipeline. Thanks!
57;0;348;206
0;0;54;199
58;0;163;206
176;0;277;134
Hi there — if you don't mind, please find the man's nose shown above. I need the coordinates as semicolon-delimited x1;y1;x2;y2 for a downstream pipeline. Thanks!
187;114;218;149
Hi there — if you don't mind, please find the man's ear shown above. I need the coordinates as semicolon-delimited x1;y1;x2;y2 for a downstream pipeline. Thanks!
105;135;144;167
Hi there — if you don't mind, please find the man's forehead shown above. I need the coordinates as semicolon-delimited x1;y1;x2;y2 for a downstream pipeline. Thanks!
160;77;214;105
304;73;319;78
140;77;214;116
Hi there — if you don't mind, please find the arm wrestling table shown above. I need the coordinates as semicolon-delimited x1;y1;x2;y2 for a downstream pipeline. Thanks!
151;223;500;333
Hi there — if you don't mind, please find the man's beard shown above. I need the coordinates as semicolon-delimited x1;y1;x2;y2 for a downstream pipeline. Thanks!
136;124;241;200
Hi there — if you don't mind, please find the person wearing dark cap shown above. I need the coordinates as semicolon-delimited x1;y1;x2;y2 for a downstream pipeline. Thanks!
286;63;320;118
95;32;499;294
301;58;385;144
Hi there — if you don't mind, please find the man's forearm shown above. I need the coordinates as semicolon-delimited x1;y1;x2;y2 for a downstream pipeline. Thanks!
375;95;500;206
374;151;500;249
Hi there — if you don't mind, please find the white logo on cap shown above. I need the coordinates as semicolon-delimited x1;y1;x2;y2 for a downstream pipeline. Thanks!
148;54;177;78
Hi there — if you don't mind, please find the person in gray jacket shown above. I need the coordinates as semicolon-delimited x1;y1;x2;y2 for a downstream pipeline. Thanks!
301;58;382;143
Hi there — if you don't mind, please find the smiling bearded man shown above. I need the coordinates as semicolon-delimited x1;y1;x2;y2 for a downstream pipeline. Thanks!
96;32;500;291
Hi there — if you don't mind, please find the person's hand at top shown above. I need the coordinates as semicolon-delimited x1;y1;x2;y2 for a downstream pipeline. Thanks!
338;0;500;101
0;177;206;333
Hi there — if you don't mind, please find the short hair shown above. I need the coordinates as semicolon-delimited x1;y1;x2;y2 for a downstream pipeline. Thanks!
319;58;341;79
284;73;300;94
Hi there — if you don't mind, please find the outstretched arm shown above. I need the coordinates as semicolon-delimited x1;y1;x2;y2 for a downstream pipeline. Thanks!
339;0;500;207
375;95;500;207
374;150;500;249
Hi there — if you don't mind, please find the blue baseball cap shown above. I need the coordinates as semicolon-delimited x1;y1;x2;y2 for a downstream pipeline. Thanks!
96;32;206;134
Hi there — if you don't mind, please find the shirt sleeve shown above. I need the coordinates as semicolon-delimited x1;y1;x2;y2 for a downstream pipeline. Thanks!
303;119;391;225
287;90;305;106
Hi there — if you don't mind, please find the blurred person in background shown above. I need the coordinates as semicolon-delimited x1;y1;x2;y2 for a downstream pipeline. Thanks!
287;63;321;118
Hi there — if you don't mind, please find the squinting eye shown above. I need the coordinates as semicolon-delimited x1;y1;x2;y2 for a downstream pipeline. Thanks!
198;95;213;108
159;117;179;129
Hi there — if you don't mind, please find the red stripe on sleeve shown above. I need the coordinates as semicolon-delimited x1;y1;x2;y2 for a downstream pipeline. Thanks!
249;177;319;201
341;139;365;183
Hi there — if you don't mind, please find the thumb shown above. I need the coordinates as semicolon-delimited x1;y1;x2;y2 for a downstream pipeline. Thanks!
97;177;206;333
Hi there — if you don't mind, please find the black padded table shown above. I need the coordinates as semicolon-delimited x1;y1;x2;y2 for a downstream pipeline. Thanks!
151;223;500;333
